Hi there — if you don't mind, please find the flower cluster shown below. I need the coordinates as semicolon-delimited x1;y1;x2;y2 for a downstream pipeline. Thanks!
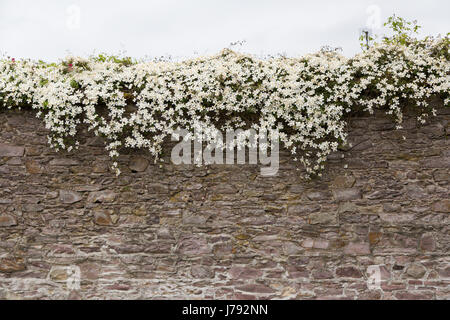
0;37;448;176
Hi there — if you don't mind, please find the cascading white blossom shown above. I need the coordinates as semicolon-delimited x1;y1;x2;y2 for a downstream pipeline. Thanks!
0;38;448;176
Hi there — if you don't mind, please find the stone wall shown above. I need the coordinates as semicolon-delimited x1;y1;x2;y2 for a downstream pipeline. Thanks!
0;106;449;300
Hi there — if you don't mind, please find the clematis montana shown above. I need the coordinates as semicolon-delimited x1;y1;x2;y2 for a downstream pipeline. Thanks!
0;37;448;176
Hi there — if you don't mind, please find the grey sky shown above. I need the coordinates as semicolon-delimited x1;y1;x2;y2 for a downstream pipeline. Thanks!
0;0;449;61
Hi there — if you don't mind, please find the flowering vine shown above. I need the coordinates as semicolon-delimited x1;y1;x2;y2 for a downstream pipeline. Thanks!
0;22;448;176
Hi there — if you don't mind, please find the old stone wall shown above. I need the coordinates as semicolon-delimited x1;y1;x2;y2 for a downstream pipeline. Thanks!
0;106;449;300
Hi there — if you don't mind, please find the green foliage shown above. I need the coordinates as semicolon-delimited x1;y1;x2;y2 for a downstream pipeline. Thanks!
93;53;135;66
70;79;80;89
360;15;424;50
382;15;421;46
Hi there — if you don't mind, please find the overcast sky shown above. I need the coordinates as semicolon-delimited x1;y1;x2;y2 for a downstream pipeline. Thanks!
0;0;449;61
